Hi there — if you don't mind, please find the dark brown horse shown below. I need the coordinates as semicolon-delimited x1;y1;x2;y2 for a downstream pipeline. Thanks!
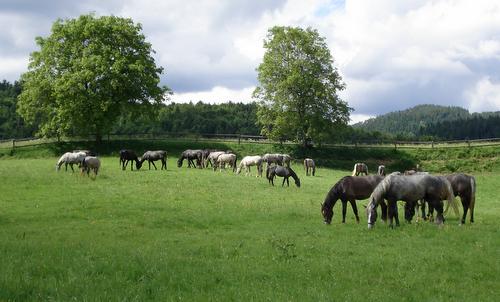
321;175;386;224
443;174;476;224
119;149;140;170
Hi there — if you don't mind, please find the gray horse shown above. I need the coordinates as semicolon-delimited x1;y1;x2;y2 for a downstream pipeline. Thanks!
367;172;456;228
266;165;300;187
177;149;203;168
139;150;167;170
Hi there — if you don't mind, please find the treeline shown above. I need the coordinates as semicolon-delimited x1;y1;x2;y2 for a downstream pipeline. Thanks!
0;80;36;139
0;79;260;139
354;104;471;137
421;114;500;140
112;102;260;135
354;104;500;140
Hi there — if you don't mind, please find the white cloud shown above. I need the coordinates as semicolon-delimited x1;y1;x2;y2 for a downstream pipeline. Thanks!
171;86;255;104
465;77;500;112
1;0;500;116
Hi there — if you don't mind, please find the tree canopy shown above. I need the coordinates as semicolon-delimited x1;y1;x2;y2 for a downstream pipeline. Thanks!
253;26;351;146
17;14;170;142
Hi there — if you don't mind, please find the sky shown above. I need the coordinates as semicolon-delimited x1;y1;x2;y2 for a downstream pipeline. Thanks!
1;0;500;123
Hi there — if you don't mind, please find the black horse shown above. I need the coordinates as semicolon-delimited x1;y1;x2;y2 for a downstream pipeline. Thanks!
177;149;203;168
119;149;140;170
266;165;300;187
321;175;386;224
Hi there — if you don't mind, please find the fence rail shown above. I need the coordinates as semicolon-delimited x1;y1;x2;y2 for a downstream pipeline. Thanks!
1;133;500;150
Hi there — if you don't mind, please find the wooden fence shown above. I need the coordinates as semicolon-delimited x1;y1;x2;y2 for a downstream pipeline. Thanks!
1;133;500;150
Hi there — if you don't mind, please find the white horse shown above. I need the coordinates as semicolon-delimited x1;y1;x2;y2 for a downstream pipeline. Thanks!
352;163;368;176
237;155;263;177
207;151;226;167
214;153;237;172
81;156;101;177
56;151;87;172
304;158;315;176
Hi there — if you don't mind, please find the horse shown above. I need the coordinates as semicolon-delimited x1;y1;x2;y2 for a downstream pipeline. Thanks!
236;155;263;177
214;153;237;172
304;158;315;176
281;154;292;167
139;150;167;170
352;163;368;176
266;165;300;187
366;172;456;229
80;156;100;177
177;149;203;168
56;151;87;172
119;150;140;170
404;164;421;175
201;149;215;168
321;175;386;224
262;153;291;168
443;174;476;224
206;151;226;168
377;165;386;176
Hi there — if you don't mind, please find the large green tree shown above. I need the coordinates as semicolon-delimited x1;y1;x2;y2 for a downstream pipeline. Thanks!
253;26;351;146
17;14;170;142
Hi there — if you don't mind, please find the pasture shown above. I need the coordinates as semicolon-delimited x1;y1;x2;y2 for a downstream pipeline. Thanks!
0;156;499;301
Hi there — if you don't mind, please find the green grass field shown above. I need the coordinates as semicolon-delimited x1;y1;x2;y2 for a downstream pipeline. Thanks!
1;156;499;301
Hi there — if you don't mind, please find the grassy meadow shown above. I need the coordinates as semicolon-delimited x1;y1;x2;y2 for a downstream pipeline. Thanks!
0;153;499;301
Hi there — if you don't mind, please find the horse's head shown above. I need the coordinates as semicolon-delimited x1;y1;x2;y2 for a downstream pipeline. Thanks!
294;178;301;187
321;202;333;224
177;158;183;167
366;197;378;229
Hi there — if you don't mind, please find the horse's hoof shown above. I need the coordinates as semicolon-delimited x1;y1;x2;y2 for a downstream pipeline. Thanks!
368;224;374;229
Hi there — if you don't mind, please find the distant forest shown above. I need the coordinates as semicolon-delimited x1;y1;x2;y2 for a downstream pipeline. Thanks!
354;104;500;140
1;80;499;141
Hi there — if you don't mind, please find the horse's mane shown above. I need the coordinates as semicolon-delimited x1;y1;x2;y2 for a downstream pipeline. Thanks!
369;172;399;205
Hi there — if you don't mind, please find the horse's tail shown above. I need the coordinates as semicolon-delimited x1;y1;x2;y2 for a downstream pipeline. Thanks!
266;165;272;179
236;161;243;174
470;176;476;219
444;178;459;217
352;163;357;176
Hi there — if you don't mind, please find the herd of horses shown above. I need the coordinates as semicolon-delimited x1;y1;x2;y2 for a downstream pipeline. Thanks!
322;166;476;228
55;149;476;228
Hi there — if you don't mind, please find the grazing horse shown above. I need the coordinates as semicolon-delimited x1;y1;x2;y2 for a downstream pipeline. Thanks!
81;156;100;176
352;163;368;176
281;154;292;167
177;149;203;168
262;153;291;168
201;149;215;168
214;153;237;172
304;158;315;176
377;165;386;176
321;175;386;224
266;166;300;187
236;155;263;177
139;150;167;170
443;174;476;224
366;173;456;228
206;151;226;168
56;151;87;172
119;150;140;171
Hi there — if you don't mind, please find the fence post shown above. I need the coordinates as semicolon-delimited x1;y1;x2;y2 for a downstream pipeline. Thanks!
12;139;15;149
467;140;471;148
431;141;434;148
238;134;241;145
394;141;397;149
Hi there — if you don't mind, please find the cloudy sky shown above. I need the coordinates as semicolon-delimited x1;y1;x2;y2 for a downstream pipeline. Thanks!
1;0;500;123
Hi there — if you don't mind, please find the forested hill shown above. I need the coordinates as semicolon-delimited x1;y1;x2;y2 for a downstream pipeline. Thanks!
354;105;471;137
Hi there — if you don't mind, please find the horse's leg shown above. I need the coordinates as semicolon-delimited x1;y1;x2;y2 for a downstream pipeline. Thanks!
286;177;290;187
70;163;74;172
393;201;400;227
151;161;157;170
433;200;444;225
460;196;468;224
380;201;388;222
387;200;395;228
349;199;360;223
341;200;347;223
282;177;286;187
